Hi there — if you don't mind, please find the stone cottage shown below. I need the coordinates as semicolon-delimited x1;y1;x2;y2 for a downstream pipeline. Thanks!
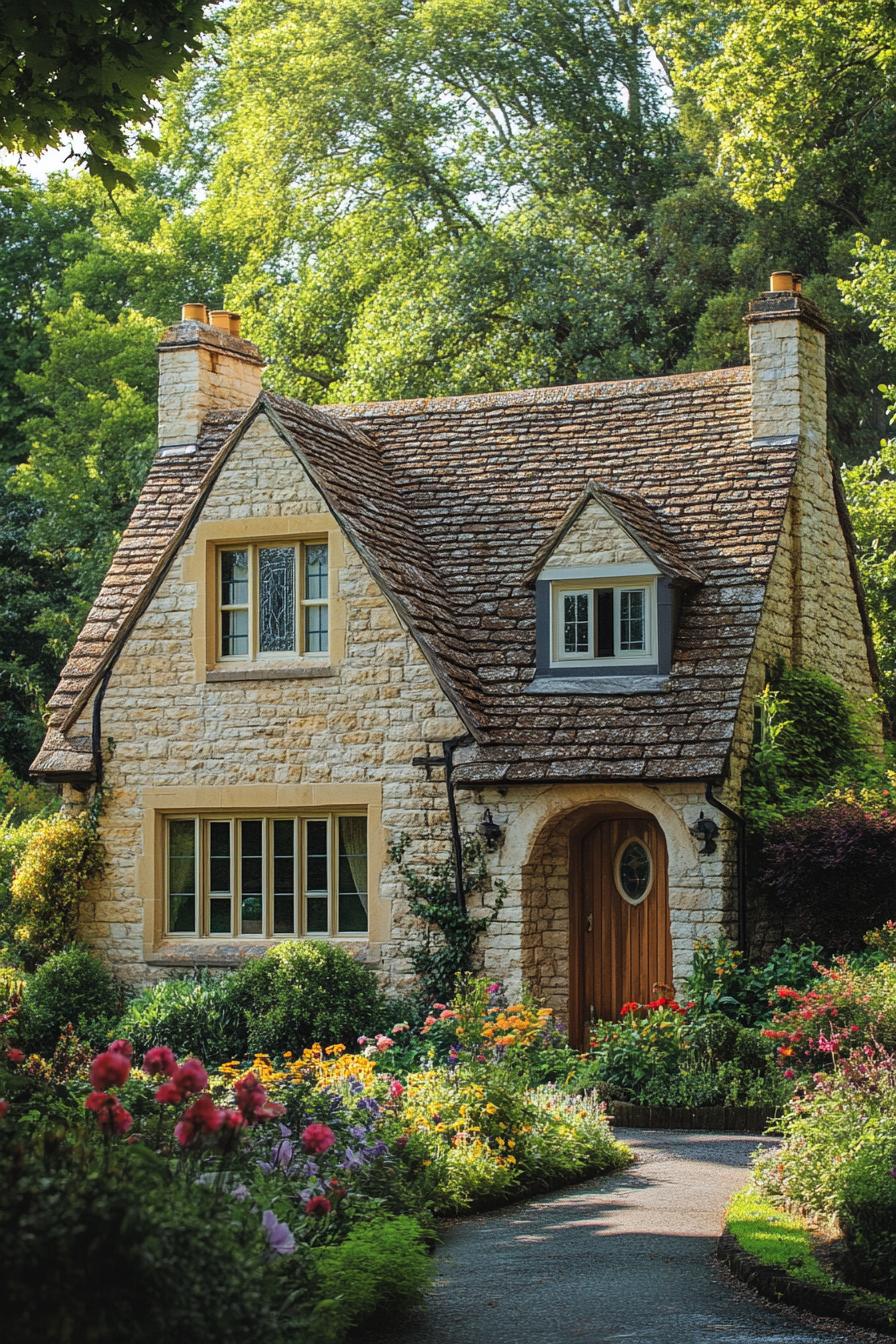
31;275;879;1038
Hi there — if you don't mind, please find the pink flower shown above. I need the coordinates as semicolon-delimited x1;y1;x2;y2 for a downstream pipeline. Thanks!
154;1081;182;1105
85;1090;133;1135
5;1048;24;1065
304;1195;332;1217
142;1046;177;1078
174;1094;223;1148
783;1068;795;1079
357;1036;369;1046
389;1079;405;1100
423;1015;436;1028
375;1035;394;1052
89;1050;131;1090
487;983;501;995
173;1057;208;1096
234;1071;286;1124
300;1121;336;1155
218;1108;247;1133
438;1010;457;1021
432;1003;446;1012
108;1039;133;1060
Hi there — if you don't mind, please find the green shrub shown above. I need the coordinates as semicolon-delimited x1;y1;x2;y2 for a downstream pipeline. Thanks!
0;813;42;954
17;946;122;1054
231;940;386;1055
116;970;246;1062
313;1215;432;1337
838;1135;896;1292
685;934;821;1025
0;1131;315;1343
9;811;104;967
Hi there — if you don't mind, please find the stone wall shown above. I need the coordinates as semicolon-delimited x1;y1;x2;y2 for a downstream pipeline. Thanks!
157;322;263;449
542;498;649;570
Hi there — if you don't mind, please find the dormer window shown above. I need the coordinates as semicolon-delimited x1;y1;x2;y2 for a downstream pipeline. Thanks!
552;580;654;667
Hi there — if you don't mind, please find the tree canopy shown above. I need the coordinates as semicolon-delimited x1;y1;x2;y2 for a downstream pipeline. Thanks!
1;0;896;772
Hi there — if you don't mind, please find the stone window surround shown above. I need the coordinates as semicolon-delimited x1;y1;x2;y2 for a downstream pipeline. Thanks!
181;513;347;683
140;784;386;963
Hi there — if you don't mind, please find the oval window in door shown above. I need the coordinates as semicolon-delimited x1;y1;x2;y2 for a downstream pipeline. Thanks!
614;839;653;905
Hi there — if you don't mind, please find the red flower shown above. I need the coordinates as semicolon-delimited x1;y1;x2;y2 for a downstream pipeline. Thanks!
173;1057;208;1096
300;1122;336;1155
234;1071;285;1124
619;1002;639;1015
174;1093;223;1148
154;1081;182;1105
776;986;801;1000
304;1195;332;1217
108;1039;133;1060
89;1050;131;1090
5;1048;24;1065
389;1079;404;1100
0;1099;8;1117
85;1090;133;1135
142;1046;177;1078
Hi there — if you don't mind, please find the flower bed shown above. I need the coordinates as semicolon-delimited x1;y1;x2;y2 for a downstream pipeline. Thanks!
0;978;630;1342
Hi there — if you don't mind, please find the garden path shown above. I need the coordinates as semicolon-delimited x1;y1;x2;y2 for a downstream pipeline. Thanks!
364;1130;874;1344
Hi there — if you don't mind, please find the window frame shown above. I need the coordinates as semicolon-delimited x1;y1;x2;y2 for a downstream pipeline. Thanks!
550;577;656;668
216;539;329;664
164;810;368;941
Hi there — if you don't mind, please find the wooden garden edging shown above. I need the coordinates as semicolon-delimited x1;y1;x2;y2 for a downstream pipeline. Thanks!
608;1102;775;1132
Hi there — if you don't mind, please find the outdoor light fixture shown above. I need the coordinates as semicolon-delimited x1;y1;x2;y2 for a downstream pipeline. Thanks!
690;811;720;856
478;807;503;851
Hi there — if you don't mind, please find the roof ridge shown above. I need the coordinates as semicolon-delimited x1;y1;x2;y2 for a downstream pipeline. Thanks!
325;364;750;420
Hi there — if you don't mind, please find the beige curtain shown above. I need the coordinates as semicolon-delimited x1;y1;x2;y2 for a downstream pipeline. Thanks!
340;816;368;914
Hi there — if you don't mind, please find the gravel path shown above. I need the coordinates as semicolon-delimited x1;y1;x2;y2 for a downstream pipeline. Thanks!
363;1130;876;1344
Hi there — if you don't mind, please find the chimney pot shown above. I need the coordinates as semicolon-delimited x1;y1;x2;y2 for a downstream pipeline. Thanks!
181;302;208;323
208;309;232;332
769;271;797;293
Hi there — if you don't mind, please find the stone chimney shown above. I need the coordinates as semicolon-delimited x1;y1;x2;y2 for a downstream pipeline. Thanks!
745;271;829;449
157;303;264;453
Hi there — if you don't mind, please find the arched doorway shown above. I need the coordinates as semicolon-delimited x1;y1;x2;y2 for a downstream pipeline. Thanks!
569;805;672;1044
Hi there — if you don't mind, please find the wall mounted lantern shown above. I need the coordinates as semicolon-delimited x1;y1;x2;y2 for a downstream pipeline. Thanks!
478;807;503;851
690;811;720;856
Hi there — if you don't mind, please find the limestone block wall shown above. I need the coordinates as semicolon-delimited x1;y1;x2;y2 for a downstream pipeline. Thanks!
542;499;649;569
157;325;263;449
70;412;465;985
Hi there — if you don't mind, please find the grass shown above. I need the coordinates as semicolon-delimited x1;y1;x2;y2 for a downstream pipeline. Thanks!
726;1185;896;1328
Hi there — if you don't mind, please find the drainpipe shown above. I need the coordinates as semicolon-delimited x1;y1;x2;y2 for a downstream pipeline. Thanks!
704;779;748;956
412;733;474;913
91;666;114;787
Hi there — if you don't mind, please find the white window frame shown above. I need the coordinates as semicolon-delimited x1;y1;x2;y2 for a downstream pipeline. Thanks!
164;811;367;940
217;540;329;663
550;577;657;668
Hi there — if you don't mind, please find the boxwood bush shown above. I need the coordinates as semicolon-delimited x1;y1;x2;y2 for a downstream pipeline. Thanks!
17;945;122;1054
115;969;247;1061
230;940;386;1055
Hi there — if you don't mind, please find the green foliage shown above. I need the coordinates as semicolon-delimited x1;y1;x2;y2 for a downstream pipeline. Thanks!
0;1130;314;1343
684;934;822;1025
230;940;386;1056
16;945;122;1055
312;1216;432;1335
742;664;882;829
115;971;247;1063
389;834;505;1004
726;1187;832;1288
0;2;217;188
9;811;104;967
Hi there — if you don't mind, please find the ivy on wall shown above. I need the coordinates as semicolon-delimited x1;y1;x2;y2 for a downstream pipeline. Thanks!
742;662;884;831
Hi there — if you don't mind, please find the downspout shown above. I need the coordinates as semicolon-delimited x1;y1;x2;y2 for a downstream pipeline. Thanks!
704;779;748;955
442;735;473;913
91;666;114;788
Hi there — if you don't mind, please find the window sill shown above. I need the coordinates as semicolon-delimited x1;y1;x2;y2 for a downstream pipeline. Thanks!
206;664;336;683
528;674;669;695
148;938;370;969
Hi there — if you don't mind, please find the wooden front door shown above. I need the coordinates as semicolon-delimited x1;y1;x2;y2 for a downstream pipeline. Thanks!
571;814;672;1040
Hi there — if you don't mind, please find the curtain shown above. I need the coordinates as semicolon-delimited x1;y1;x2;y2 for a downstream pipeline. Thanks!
340;816;368;915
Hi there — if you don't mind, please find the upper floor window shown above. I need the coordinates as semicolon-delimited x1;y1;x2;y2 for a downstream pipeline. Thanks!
552;579;654;666
218;541;328;660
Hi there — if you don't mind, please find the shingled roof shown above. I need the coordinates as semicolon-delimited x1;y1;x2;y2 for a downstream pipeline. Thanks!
33;364;801;785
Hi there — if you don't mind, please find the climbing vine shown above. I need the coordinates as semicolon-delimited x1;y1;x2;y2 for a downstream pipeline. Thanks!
389;833;505;1004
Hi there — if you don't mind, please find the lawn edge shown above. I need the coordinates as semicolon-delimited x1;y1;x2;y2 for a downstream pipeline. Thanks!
717;1186;896;1336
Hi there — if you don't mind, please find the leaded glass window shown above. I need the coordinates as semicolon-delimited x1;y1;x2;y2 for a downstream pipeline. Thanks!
259;547;296;653
217;541;328;659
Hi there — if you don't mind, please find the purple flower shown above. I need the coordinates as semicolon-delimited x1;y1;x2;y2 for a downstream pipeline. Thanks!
364;1139;388;1160
261;1210;296;1257
341;1146;366;1172
348;1077;365;1095
357;1096;380;1116
258;1136;295;1175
